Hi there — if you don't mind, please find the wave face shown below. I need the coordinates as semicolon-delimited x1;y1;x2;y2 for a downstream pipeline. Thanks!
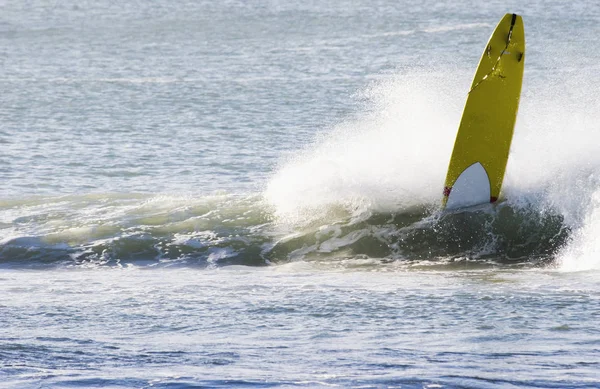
0;193;570;269
0;194;271;268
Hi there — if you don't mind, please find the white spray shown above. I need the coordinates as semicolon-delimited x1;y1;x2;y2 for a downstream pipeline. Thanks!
266;67;600;270
265;70;466;225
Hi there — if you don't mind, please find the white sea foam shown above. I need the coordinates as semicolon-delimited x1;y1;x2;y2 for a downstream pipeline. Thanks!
505;72;600;271
556;187;600;272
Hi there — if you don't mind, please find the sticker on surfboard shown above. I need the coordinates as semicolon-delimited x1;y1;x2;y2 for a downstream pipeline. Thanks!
442;13;525;210
444;162;491;209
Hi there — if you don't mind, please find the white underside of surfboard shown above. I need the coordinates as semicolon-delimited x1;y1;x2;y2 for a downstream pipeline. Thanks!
446;162;491;210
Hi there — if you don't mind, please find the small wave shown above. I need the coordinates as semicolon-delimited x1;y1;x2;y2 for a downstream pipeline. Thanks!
0;193;570;269
0;193;271;268
422;23;491;34
277;22;490;53
266;203;568;267
0;77;183;84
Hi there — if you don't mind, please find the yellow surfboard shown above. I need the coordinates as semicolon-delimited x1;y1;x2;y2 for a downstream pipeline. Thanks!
442;14;525;209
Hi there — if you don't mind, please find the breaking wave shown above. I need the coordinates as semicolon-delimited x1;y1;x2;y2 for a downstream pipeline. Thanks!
3;69;600;271
0;193;569;269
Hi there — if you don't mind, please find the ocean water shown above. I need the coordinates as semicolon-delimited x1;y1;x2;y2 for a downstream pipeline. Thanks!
2;0;600;388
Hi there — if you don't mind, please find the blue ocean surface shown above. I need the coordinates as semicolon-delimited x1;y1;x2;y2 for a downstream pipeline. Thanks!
1;0;600;388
